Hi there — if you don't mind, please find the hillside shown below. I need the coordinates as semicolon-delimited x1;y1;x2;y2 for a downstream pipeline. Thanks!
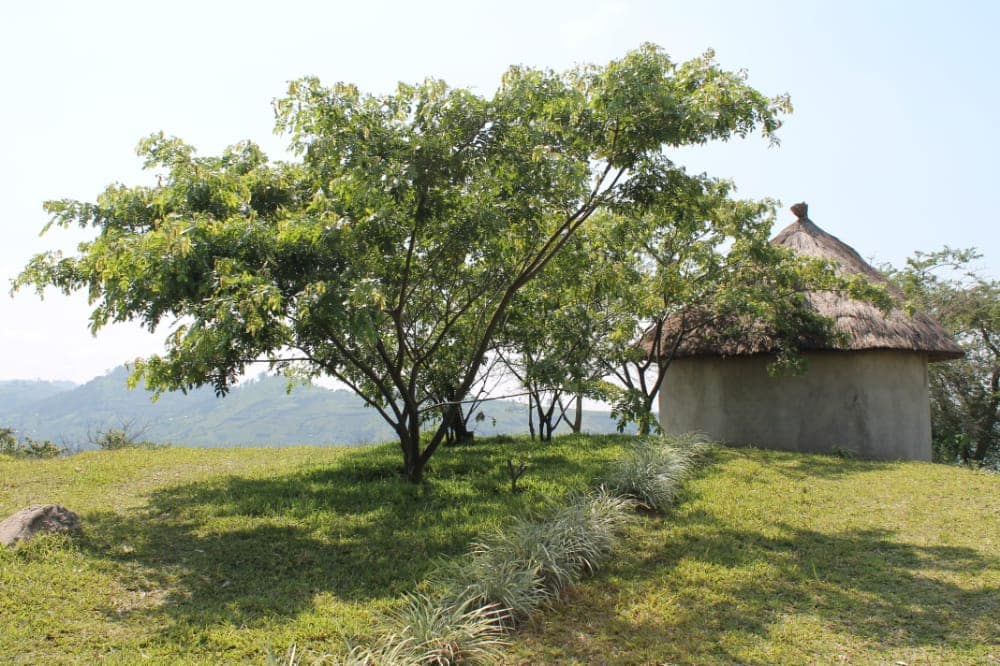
0;367;628;447
0;438;996;664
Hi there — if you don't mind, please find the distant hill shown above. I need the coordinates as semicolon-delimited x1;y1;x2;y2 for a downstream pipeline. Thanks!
0;379;76;412
0;367;627;448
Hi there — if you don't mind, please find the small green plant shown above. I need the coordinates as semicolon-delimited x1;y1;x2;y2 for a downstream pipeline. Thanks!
434;557;550;628
504;458;528;493
380;593;508;666
469;488;635;597
600;433;710;511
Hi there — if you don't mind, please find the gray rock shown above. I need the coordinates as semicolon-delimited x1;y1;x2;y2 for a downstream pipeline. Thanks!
0;504;82;546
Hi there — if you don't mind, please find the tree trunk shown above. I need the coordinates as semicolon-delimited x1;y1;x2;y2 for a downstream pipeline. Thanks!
636;389;660;436
537;396;557;442
399;410;426;483
401;437;424;482
571;394;583;433
528;396;536;441
449;409;475;443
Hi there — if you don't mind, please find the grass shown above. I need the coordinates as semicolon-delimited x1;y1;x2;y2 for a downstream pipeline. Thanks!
511;447;1000;665
1;437;998;664
0;436;627;664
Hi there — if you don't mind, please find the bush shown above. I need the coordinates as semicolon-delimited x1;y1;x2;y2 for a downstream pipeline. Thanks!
0;427;62;459
600;433;711;511
89;423;162;450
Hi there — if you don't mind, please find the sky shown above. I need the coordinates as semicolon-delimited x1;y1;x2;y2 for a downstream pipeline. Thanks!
1;0;998;383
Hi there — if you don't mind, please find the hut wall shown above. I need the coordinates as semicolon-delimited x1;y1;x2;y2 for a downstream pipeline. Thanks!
657;350;932;461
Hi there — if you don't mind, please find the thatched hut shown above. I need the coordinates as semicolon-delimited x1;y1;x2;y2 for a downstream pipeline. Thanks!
649;202;963;460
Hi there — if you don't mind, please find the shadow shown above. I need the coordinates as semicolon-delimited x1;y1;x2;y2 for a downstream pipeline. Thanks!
73;435;630;645
722;445;901;481
518;509;999;664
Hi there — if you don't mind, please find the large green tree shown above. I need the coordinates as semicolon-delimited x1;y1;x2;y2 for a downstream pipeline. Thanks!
15;44;789;481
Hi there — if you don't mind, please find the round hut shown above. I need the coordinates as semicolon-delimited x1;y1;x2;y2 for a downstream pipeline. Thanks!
651;202;963;461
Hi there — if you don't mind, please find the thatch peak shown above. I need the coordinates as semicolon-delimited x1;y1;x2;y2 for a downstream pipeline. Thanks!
771;204;897;291
644;203;964;362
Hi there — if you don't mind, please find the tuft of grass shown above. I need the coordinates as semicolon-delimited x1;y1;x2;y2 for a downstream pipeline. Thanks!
434;556;550;628
467;488;636;600
600;432;710;511
379;593;508;665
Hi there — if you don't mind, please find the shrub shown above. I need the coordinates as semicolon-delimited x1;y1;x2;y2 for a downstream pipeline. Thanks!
600;433;711;511
89;422;162;450
0;427;63;459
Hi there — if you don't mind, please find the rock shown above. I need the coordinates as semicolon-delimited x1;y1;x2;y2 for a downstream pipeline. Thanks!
0;504;82;546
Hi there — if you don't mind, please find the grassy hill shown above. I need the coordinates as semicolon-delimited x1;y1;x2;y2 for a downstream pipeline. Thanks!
1;437;997;664
0;368;628;448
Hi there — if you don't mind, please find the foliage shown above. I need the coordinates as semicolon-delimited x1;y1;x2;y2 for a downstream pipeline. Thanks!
0;426;62;459
88;420;162;450
602;192;891;435
468;488;635;597
380;594;508;666
600;432;710;511
14;44;789;481
434;556;551;628
887;248;1000;467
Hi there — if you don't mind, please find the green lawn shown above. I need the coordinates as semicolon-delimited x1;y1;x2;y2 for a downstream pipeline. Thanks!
1;437;997;664
513;448;1000;665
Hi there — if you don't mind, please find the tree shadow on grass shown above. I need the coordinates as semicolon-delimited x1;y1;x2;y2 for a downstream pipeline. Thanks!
74;436;622;647
523;510;999;664
730;445;899;481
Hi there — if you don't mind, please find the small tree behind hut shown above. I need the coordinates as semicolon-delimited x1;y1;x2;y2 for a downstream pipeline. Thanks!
888;248;1000;467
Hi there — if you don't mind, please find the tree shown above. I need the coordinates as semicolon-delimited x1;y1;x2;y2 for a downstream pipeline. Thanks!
15;44;789;482
888;248;1000;467
497;227;632;440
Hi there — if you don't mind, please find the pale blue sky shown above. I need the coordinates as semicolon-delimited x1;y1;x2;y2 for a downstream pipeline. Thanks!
2;0;997;382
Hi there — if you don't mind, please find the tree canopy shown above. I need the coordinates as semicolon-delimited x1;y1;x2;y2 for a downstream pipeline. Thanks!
889;248;1000;467
15;44;791;481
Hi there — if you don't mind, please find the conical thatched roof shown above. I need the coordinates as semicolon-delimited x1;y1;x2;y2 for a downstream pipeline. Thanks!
645;202;964;362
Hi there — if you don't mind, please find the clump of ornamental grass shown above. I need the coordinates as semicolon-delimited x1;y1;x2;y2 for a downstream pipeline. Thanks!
468;488;636;599
377;593;508;666
433;556;551;628
266;640;424;666
601;433;713;512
